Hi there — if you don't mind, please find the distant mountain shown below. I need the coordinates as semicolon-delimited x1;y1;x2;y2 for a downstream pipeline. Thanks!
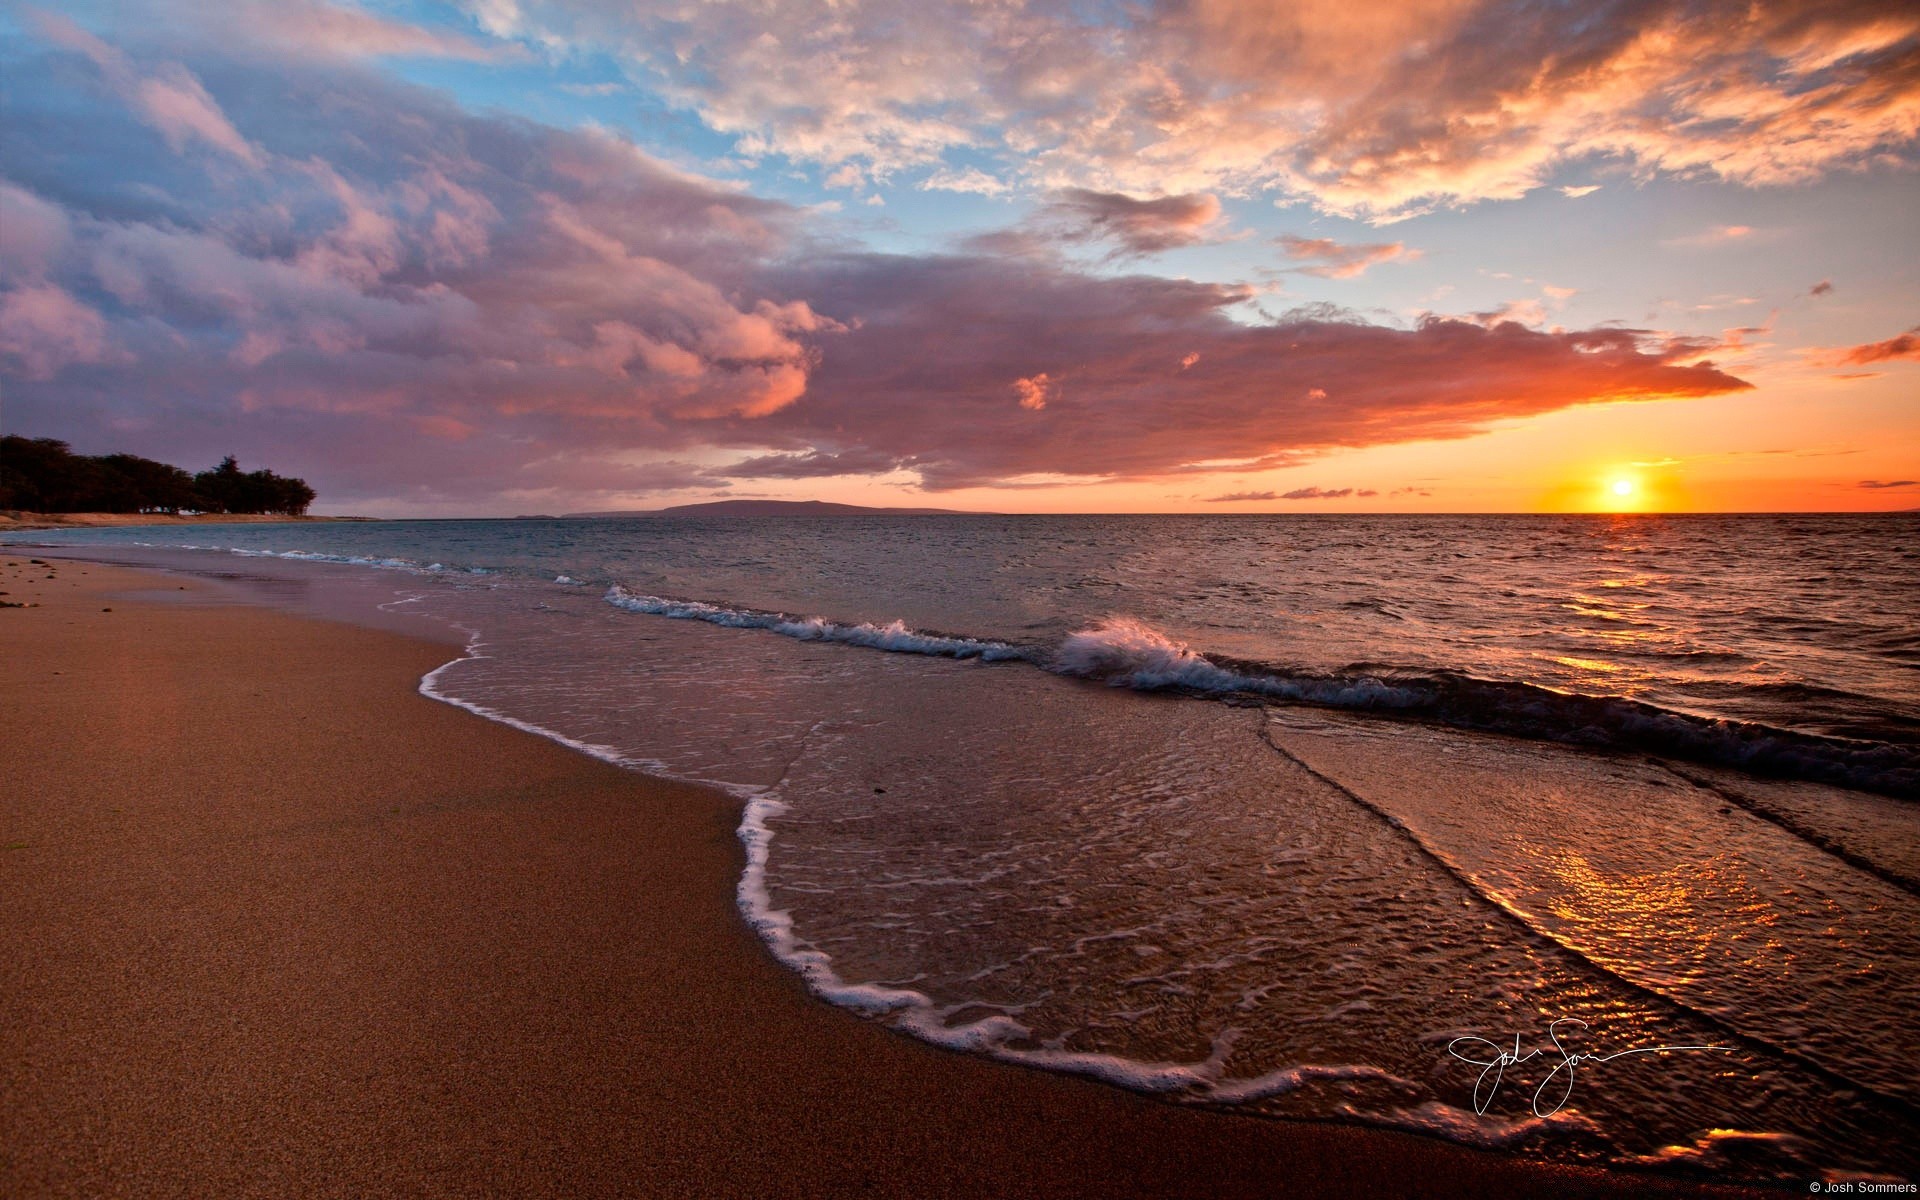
562;500;983;518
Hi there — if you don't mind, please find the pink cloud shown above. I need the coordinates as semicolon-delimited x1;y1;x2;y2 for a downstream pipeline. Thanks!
1278;235;1417;279
226;0;511;61
33;12;263;166
0;284;114;380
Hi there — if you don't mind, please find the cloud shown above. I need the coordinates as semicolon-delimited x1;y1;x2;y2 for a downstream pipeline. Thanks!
1033;189;1223;256
1559;185;1602;198
1471;299;1550;328
1663;224;1761;248
473;0;1920;220
1836;324;1920;363
1810;280;1835;296
31;12;264;167
1011;373;1056;410
1;26;1756;509
1202;486;1379;501
1277;235;1416;279
726;256;1750;490
1859;479;1918;489
921;167;1010;197
0;284;115;379
221;0;512;61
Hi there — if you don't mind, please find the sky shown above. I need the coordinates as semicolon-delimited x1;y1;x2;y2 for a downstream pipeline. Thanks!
0;0;1915;516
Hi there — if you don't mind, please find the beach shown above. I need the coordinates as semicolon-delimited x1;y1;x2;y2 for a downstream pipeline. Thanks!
0;555;1766;1197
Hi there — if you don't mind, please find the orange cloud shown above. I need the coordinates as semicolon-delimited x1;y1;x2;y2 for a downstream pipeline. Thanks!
1838;324;1920;364
1012;373;1056;410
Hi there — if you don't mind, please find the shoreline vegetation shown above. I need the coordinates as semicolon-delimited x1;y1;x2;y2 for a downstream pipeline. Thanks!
0;552;1765;1198
0;510;374;530
0;437;316;517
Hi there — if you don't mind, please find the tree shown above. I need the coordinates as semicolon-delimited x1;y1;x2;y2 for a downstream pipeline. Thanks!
192;456;316;516
0;439;316;515
191;456;247;514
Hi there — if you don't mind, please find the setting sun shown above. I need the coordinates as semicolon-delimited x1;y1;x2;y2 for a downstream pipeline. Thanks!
1611;479;1635;498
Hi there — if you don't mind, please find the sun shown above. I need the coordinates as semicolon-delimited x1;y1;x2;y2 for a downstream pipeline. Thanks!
1592;472;1651;512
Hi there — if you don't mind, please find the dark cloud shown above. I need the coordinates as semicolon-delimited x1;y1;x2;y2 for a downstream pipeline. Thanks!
1203;491;1278;502
734;252;1750;489
1281;487;1353;499
1810;280;1834;296
1032;189;1223;256
1859;479;1918;489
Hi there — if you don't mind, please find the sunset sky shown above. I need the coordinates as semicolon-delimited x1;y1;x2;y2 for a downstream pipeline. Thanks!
2;0;1915;515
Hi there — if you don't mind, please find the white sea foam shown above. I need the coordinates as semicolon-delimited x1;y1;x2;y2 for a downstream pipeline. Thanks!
732;793;1419;1104
415;624;758;801
1052;616;1420;708
605;585;1026;661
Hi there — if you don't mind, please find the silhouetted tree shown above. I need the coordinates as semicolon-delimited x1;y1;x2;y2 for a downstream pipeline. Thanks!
191;456;315;516
0;439;315;515
191;456;247;514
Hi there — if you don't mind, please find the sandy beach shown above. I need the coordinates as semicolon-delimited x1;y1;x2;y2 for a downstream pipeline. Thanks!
1;556;1761;1198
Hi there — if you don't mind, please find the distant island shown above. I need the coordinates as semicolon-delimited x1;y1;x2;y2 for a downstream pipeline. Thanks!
562;500;983;518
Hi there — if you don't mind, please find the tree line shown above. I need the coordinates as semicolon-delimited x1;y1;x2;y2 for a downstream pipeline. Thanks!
0;437;317;516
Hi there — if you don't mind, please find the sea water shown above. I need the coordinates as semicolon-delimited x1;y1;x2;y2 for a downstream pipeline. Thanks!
18;513;1919;1181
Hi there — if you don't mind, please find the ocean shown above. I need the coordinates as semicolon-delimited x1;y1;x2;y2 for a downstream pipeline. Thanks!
18;512;1920;1181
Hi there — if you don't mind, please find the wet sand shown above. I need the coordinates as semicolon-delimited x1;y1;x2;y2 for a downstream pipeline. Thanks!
0;556;1755;1197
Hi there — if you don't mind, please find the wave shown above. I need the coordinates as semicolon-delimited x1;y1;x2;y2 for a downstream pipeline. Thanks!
604;586;1029;661
170;544;502;576
603;593;1918;799
1047;618;1919;800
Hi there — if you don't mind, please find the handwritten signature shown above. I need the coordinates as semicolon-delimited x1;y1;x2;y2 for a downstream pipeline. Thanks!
1448;1019;1731;1117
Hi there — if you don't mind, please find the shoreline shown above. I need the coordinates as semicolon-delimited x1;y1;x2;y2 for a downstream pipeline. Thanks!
1;555;1761;1197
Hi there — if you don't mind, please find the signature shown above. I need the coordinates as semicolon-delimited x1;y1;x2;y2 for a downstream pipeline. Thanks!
1448;1019;1731;1117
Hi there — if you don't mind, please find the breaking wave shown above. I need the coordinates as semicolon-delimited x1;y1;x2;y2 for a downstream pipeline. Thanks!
603;597;1920;799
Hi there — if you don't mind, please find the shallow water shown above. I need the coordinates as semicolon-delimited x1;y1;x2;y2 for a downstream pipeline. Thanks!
19;513;1919;1181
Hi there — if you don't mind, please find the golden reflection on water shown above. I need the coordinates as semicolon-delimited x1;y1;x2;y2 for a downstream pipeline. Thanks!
1551;656;1622;674
1538;849;1787;990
